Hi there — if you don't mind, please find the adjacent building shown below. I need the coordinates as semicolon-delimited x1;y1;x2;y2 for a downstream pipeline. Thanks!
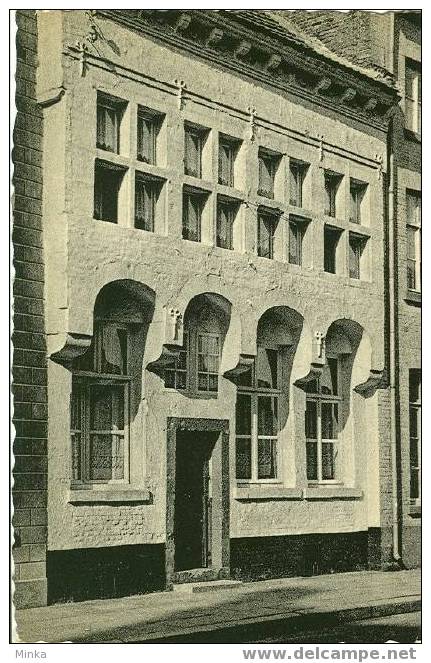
13;10;416;610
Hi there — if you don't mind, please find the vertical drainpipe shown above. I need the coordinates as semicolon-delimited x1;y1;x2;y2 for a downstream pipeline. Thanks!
387;10;402;567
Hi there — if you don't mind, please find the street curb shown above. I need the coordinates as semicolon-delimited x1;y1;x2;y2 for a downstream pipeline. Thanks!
110;598;421;644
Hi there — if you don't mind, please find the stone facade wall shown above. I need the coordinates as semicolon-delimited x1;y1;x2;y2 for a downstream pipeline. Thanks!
12;10;48;608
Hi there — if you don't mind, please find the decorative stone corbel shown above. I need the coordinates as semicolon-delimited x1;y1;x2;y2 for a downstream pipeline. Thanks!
375;154;384;181
340;87;357;103
364;97;378;112
146;306;184;377
294;331;326;389
315;77;332;94
76;41;89;77
235;40;252;58
50;333;92;366
174;79;187;111
266;54;282;71
207;28;224;48
354;368;385;397
317;134;325;163
223;354;255;384
175;13;192;32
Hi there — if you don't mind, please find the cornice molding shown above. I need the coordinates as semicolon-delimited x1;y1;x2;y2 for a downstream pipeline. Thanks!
95;9;398;131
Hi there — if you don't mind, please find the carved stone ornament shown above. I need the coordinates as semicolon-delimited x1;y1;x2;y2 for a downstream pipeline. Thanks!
50;333;92;366
174;79;187;110
223;354;255;384
247;106;257;142
207;28;224;47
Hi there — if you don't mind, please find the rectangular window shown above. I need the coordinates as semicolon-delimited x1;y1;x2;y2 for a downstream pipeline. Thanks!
137;109;160;164
71;324;129;484
288;218;303;266
216;199;235;250
258;151;278;199
305;358;341;482
135;176;160;231
324;172;341;218
409;370;421;503
405;59;421;134
406;190;421;291
94;161;125;223
97;93;123;154
236;348;280;481
164;332;188;390
290;161;306;208
184;126;203;178
183;191;203;242
218;138;236;187
350;180;367;224
258;212;278;259
349;234;365;279
324;226;340;274
197;333;220;392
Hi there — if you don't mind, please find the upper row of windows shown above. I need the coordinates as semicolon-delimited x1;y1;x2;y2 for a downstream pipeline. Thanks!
96;92;369;223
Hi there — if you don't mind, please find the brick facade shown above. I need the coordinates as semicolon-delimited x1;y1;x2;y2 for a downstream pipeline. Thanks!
12;10;48;608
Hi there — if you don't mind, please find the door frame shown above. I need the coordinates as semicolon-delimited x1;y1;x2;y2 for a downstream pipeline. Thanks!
166;417;230;589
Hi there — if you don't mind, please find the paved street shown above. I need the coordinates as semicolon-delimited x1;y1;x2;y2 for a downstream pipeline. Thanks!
254;612;421;644
14;569;420;644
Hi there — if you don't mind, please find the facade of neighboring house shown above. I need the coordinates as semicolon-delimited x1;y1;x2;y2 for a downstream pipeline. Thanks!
283;8;422;569
12;9;402;609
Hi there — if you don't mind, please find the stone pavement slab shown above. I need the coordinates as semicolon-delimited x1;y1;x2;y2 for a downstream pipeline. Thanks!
13;569;421;644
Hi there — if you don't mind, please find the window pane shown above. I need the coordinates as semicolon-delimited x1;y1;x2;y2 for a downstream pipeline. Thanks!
407;259;416;290
410;469;419;501
322;402;338;440
236;394;251;435
185;130;201;177
290;163;302;207
71;388;82;481
258;438;277;479
289;221;302;265
135;179;155;232
325;176;336;217
137;114;156;164
409;370;421;403
236;438;252;480
258;396;278;436
89;384;125;430
258;215;275;259
219;142;234;186
258;155;274;198
324;228;338;274
183;194;202;242
257;347;278;388
217;202;234;249
407;226;417;259
89;433;124;481
305;399;317;439
306;440;318;480
97;103;119;153
349;236;361;279
322;441;335;480
94;166;120;223
410;432;419;468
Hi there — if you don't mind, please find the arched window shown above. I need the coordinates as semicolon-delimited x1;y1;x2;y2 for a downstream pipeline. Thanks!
71;321;130;483
164;295;230;395
235;347;280;481
304;357;341;482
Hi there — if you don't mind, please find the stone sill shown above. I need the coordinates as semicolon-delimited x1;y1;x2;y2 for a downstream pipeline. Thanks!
303;486;363;500
235;485;302;501
235;485;363;501
404;290;421;306
68;487;152;504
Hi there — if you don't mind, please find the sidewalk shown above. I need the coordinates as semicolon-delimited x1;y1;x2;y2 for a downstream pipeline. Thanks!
14;569;421;644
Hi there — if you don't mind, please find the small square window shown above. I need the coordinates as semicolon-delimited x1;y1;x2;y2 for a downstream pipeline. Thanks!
324;226;341;274
216;199;237;250
349;233;366;279
219;138;238;187
184;126;204;178
137;108;162;164
324;172;342;218
258;150;279;199
183;189;205;242
135;175;162;232
290;160;307;208
258;211;278;259
350;179;367;224
96;93;125;154
94;161;125;223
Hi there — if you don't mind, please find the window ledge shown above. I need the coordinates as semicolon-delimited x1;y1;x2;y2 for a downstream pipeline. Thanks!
235;485;302;501
409;504;421;518
68;487;152;504
405;290;421;306
303;486;363;500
